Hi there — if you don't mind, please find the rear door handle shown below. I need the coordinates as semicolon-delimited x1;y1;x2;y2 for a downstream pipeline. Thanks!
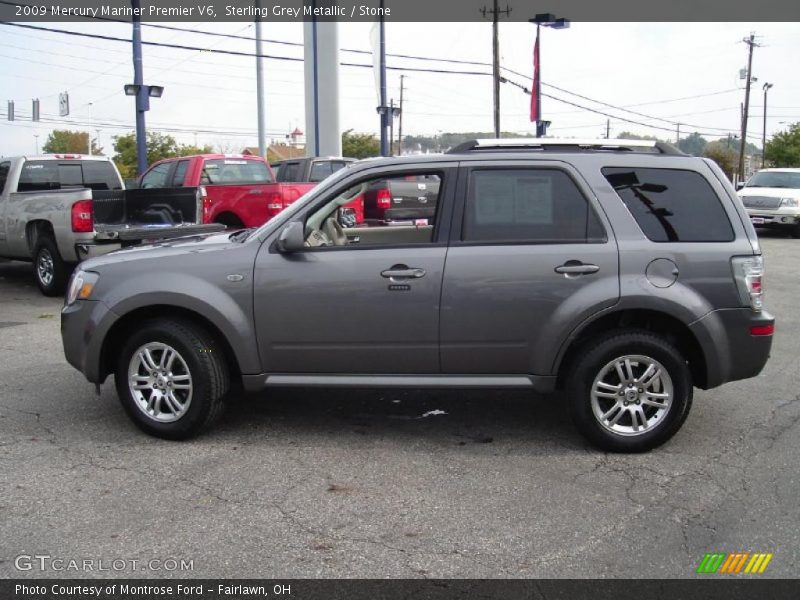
554;261;600;276
381;265;426;279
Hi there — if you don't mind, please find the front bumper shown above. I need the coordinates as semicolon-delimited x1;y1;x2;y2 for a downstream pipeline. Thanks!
689;308;774;389
61;299;118;383
746;210;799;226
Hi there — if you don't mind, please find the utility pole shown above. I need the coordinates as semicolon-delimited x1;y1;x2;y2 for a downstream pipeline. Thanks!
738;33;760;182
255;0;267;158
762;82;773;168
131;0;146;175
397;75;405;156
389;99;395;156
606;119;610;139
676;123;680;145
482;1;511;138
87;102;93;155
377;0;389;156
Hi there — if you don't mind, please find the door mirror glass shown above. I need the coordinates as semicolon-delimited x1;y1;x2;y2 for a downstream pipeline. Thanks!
338;207;357;228
277;221;305;253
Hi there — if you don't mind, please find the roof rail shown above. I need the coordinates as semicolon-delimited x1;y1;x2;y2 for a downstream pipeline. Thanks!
446;138;686;156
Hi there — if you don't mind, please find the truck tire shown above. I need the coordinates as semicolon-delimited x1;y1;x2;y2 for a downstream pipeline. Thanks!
115;319;229;440
790;223;800;239
33;236;70;296
215;214;245;230
566;330;693;453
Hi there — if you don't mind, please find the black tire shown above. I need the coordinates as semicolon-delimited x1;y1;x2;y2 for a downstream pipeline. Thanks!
790;223;800;239
566;330;693;453
33;235;70;296
115;319;229;440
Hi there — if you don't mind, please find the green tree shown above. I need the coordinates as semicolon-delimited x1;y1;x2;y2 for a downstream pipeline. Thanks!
342;129;380;159
677;132;707;156
112;132;211;179
703;141;738;180
42;129;102;155
765;122;800;167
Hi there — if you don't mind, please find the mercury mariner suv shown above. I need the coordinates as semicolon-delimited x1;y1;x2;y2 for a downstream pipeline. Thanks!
61;139;774;452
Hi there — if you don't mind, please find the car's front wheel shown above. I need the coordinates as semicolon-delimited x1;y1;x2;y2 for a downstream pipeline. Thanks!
566;330;692;452
115;319;229;439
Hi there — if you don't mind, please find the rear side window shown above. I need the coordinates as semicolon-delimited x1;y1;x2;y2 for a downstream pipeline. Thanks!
18;161;60;191
463;168;606;243
141;162;172;189
276;161;300;182
309;161;334;182
603;167;734;242
201;159;273;185
82;161;122;190
0;162;9;194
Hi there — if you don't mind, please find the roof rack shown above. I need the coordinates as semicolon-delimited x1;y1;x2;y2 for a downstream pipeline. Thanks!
446;138;686;156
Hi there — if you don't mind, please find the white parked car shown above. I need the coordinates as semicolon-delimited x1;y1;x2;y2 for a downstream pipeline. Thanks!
738;168;800;238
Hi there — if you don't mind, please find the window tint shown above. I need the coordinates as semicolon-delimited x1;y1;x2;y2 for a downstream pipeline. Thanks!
276;162;300;182
0;162;9;194
463;169;606;243
82;161;122;190
201;159;273;185
171;159;190;187
602;167;734;243
309;161;334;182
141;163;172;188
58;164;83;187
17;161;60;191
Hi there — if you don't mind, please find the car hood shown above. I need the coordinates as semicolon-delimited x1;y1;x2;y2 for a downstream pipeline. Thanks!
739;186;800;198
81;231;246;270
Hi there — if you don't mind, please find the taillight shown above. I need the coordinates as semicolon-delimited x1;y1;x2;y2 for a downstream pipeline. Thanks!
71;200;93;233
198;186;210;223
750;324;774;336
266;191;285;215
732;255;764;312
377;188;392;209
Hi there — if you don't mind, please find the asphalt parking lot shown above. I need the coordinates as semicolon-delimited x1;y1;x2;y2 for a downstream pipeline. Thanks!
1;230;798;579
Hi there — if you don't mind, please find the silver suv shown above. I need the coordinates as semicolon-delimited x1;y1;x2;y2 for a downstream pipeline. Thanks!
61;139;774;452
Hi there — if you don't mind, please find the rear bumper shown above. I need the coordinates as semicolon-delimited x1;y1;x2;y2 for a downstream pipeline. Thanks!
690;308;774;389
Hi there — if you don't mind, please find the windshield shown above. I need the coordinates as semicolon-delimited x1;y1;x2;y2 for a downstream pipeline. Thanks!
200;159;274;185
251;164;356;239
745;171;800;189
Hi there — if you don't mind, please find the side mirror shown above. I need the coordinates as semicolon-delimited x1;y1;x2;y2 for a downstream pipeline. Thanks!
277;221;305;253
736;182;745;191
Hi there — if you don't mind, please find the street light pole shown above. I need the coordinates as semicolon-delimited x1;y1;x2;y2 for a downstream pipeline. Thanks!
131;0;146;175
529;14;569;138
762;82;773;169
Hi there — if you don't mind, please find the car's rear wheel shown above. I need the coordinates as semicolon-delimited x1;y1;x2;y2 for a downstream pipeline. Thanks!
566;330;692;452
33;236;69;296
115;319;229;440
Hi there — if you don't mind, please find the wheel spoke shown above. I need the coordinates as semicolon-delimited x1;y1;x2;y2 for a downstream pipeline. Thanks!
636;363;655;384
614;361;627;383
164;392;183;414
132;375;151;390
624;358;635;382
146;391;157;413
641;367;662;388
140;349;158;372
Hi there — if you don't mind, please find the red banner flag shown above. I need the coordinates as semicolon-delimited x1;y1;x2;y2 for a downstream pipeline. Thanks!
530;33;540;122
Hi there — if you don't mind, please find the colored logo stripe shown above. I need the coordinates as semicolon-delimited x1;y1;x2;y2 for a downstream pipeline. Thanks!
696;552;773;574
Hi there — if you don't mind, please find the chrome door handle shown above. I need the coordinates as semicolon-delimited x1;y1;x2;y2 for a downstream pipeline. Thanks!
554;262;600;276
381;266;426;279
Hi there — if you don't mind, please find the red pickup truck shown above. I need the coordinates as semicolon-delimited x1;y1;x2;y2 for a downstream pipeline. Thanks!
138;154;314;229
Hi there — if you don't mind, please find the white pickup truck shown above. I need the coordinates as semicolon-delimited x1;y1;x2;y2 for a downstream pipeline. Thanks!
0;154;223;295
737;168;800;238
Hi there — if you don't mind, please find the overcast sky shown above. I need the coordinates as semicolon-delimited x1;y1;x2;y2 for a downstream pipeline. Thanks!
1;21;799;156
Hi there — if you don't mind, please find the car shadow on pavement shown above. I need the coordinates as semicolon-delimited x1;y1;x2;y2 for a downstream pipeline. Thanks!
218;387;585;453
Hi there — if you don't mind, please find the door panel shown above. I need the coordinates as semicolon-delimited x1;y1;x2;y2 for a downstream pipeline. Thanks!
440;163;620;376
254;245;446;374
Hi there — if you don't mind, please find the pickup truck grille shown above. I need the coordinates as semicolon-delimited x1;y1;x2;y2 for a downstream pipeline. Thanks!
742;196;782;209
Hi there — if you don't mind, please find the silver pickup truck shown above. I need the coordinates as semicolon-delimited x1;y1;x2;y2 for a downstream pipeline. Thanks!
0;154;222;295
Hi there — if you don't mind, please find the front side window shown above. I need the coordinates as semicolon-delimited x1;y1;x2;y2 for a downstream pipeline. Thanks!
303;171;444;249
463;168;606;243
603;167;734;242
140;163;172;188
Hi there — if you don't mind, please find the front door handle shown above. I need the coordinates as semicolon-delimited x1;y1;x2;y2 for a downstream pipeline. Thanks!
381;264;426;279
554;261;600;276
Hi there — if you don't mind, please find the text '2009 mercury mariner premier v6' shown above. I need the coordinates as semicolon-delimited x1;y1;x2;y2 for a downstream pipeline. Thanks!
61;139;774;452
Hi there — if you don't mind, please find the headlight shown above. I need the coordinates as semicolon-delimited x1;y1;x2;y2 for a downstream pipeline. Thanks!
779;198;799;208
66;270;99;305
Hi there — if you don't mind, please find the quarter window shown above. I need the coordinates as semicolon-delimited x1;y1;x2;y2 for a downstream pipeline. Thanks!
0;162;11;194
171;160;190;187
602;167;734;242
463;168;606;243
